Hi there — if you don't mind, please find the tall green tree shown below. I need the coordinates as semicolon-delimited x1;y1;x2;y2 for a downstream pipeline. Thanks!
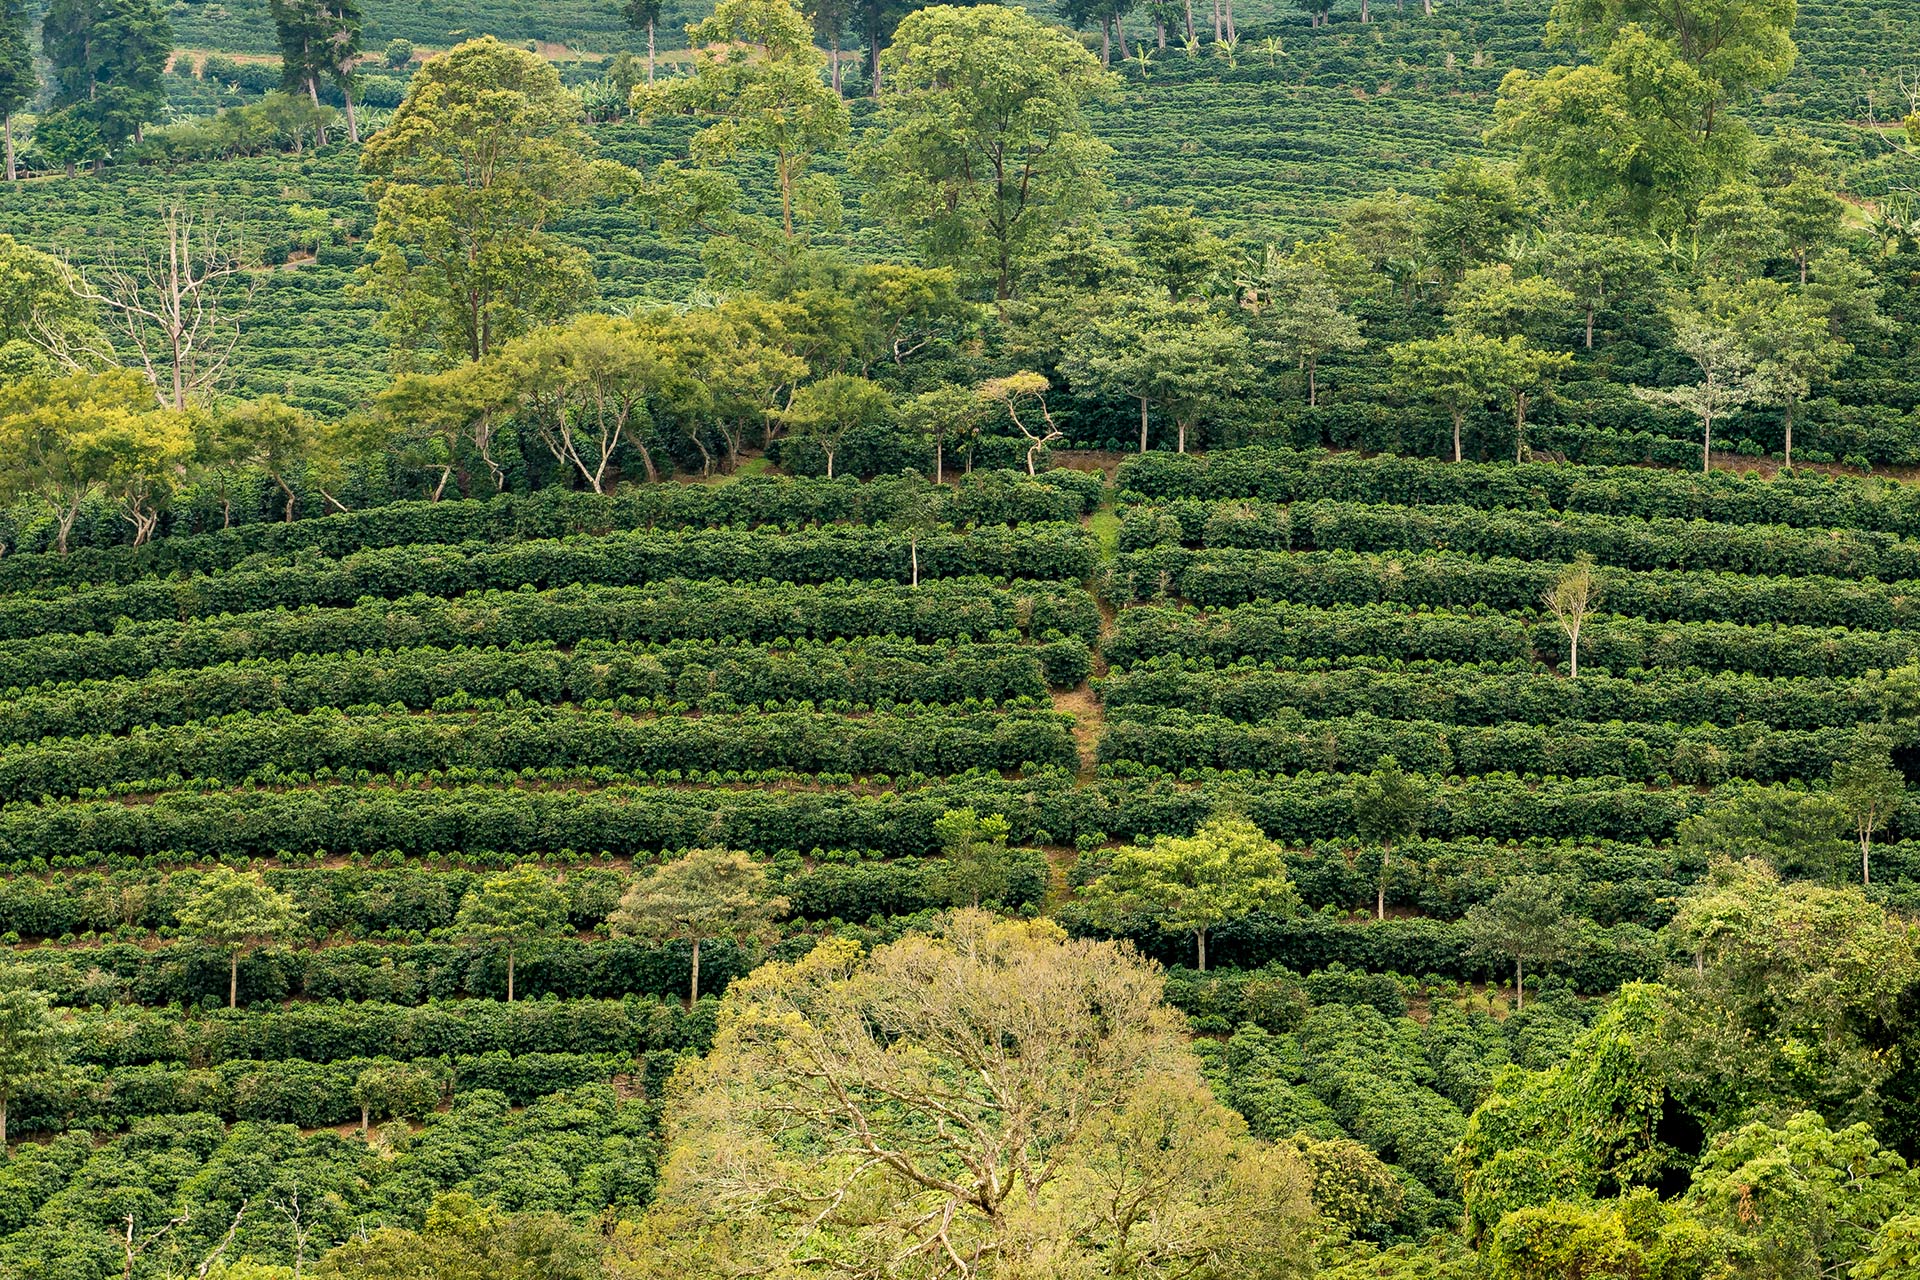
854;4;1117;303
1351;755;1431;920
1082;815;1299;970
269;0;364;142
174;866;305;1009
1632;305;1757;473
41;0;172;161
455;866;570;1002
359;37;600;365
0;970;63;1149
0;368;181;553
1463;875;1578;1009
1831;750;1905;887
928;807;1013;909
623;0;663;86
0;0;31;181
636;0;848;243
1719;280;1849;468
1531;227;1658;349
1389;331;1504;463
1258;261;1365;408
609;848;788;1005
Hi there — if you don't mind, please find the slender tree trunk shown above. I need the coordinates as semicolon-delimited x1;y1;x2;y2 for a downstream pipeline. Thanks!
1158;18;1167;48
1139;395;1149;451
831;34;842;95
1196;930;1207;972
689;936;702;1006
910;538;919;587
507;950;515;1002
1225;0;1235;39
3;116;13;182
1452;408;1464;463
1101;17;1111;66
1117;18;1129;58
343;87;359;144
1863;835;1872;885
1184;0;1195;40
1377;848;1389;919
648;18;656;85
825;448;836;479
1783;402;1793;468
1514;956;1523;1010
935;433;944;485
1702;409;1712;473
1361;0;1370;21
1584;302;1595;349
360;1102;370;1131
1177;420;1187;453
2;1099;7;1150
278;475;298;522
1568;624;1579;678
230;950;239;1008
1307;356;1318;407
1212;0;1222;41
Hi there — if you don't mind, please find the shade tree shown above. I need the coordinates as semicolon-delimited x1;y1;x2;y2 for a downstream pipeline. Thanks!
776;373;892;479
0;970;64;1149
174;866;305;1009
1351;755;1431;920
1081;815;1300;971
977;371;1063;475
854;4;1117;303
610;848;788;1005
927;807;1014;908
359;37;601;365
0;0;30;181
1389;331;1504;463
454;867;570;1002
1631;305;1757;473
1463;875;1580;1009
1831;749;1905;887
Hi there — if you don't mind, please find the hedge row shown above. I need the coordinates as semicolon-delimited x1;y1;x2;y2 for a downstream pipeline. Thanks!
1097;660;1892;732
1107;601;1920;678
12;1051;630;1135
0;770;1764;860
67;995;705;1067
1121;497;1920;582
0;851;1051;941
1114;448;1920;534
0;580;1102;689
1097;708;1865;785
22;936;754;1007
0;639;1080;744
0;525;1099;643
0;707;1082;800
1118;546;1920;631
0;470;1107;592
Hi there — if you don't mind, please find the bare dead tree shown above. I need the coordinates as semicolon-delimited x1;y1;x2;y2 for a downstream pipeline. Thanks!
121;1210;189;1280
67;207;257;410
274;1190;313;1279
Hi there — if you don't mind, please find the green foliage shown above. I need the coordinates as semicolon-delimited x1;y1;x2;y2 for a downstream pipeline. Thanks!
456;867;570;1001
1082;815;1300;969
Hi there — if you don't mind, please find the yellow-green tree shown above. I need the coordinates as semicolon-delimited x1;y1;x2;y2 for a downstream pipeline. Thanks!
609;848;788;1006
636;0;847;242
175;866;305;1009
1081;815;1299;971
610;912;1317;1278
360;37;601;365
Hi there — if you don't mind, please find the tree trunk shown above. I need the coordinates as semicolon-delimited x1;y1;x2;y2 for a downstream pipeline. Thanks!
1139;395;1149;452
360;1102;370;1131
1158;17;1167;48
1361;0;1370;21
1702;410;1711;473
3;116;13;183
1212;0;1222;41
935;434;944;485
825;448;836;479
1177;420;1187;453
1184;0;1195;40
1452;408;1464;463
278;475;298;522
689;935;702;1006
507;950;515;1002
831;35;842;95
1568;624;1579;678
1117;17;1129;59
1377;848;1389;919
1307;355;1318;407
910;538;919;587
1863;835;1872;885
229;949;239;1008
1100;17;1110;66
1783;402;1793;468
1584;302;1595;349
343;86;359;144
1195;930;1207;972
1225;0;1236;39
648;18;656;85
1514;956;1524;1010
